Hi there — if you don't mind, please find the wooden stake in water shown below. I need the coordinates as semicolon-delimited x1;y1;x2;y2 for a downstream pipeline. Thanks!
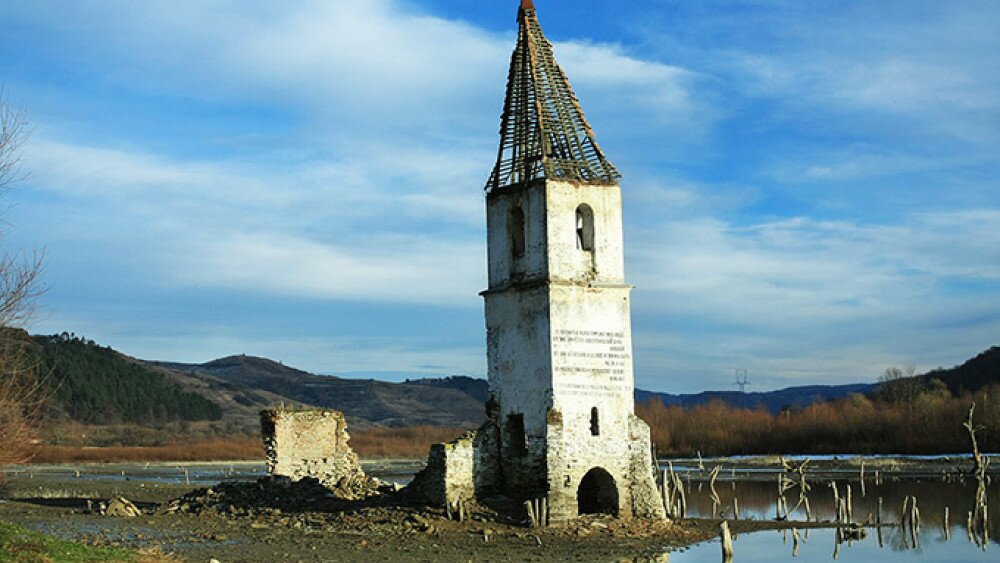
831;481;840;516
720;521;734;561
860;461;867;497
944;506;950;540
846;484;853;524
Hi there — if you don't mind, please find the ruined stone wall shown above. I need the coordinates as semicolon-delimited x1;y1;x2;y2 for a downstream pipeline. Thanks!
626;415;666;519
260;409;364;486
409;432;474;506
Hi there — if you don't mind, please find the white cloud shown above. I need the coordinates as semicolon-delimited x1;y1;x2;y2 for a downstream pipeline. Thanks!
167;230;484;306
630;209;1000;389
633;211;1000;320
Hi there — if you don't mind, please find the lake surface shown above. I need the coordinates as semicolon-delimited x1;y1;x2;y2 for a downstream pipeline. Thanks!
7;459;424;487
669;526;993;562
664;458;997;562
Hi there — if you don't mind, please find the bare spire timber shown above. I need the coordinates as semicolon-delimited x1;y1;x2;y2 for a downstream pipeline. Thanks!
486;2;621;191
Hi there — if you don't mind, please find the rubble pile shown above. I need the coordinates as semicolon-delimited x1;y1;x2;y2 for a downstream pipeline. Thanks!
166;475;394;516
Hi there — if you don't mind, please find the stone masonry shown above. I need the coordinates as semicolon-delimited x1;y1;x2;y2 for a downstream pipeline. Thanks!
260;408;365;487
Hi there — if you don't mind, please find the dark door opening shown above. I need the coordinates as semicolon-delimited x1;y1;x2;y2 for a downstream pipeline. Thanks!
577;467;619;516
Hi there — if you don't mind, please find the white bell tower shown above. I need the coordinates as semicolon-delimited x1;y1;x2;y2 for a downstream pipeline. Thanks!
481;0;664;520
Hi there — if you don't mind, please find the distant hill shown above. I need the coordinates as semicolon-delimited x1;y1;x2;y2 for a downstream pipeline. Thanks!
154;355;486;429
404;375;490;403
634;384;874;415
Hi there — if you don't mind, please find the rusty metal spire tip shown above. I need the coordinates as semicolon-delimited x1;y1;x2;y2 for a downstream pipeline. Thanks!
520;0;535;11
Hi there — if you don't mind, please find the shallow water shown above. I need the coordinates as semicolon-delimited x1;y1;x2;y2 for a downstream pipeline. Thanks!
666;461;997;561
669;526;992;562
8;460;423;486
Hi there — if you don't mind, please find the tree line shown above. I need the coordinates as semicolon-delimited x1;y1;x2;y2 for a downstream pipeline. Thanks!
638;374;999;456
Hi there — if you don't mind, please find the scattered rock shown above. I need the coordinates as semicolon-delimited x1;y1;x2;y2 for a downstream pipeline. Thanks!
104;497;142;518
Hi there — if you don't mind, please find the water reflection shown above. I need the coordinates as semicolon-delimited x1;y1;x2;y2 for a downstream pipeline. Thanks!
667;467;997;561
679;475;999;547
670;526;995;562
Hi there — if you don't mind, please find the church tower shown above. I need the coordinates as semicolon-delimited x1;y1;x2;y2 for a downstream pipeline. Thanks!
481;0;664;521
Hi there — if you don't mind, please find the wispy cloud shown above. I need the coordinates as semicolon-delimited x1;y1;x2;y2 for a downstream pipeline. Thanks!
167;231;483;306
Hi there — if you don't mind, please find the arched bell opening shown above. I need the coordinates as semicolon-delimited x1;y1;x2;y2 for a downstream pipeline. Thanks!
577;467;619;516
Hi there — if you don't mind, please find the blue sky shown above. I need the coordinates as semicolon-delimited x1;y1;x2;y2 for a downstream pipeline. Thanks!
1;0;997;394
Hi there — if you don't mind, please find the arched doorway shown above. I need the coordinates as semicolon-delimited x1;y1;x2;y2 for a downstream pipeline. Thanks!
577;467;619;516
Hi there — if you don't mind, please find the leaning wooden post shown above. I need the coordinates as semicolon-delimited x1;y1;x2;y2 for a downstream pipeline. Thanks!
944;506;950;540
524;500;537;528
720;521;734;561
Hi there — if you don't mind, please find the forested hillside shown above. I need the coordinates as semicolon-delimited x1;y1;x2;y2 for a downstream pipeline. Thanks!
33;333;222;424
923;346;1000;394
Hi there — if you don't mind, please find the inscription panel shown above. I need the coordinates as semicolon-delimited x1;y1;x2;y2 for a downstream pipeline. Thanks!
552;329;630;398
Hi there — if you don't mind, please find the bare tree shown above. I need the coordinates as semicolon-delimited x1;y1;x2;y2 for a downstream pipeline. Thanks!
0;89;45;478
876;364;922;407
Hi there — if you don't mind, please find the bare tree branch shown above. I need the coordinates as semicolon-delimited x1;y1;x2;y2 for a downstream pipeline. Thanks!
0;89;45;480
0;88;30;191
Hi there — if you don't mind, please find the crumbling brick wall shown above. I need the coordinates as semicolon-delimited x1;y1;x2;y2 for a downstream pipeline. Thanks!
260;408;364;486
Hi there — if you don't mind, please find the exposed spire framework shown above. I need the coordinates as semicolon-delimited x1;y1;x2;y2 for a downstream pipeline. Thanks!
486;1;621;191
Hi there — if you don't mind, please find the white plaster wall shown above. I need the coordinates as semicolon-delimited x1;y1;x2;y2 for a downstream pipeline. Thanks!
484;288;553;436
548;284;636;415
545;283;638;517
545;180;625;284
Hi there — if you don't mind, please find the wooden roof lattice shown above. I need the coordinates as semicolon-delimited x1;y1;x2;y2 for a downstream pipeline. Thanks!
486;0;621;192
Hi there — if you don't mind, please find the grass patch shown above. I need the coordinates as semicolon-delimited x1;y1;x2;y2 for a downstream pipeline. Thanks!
0;520;137;562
